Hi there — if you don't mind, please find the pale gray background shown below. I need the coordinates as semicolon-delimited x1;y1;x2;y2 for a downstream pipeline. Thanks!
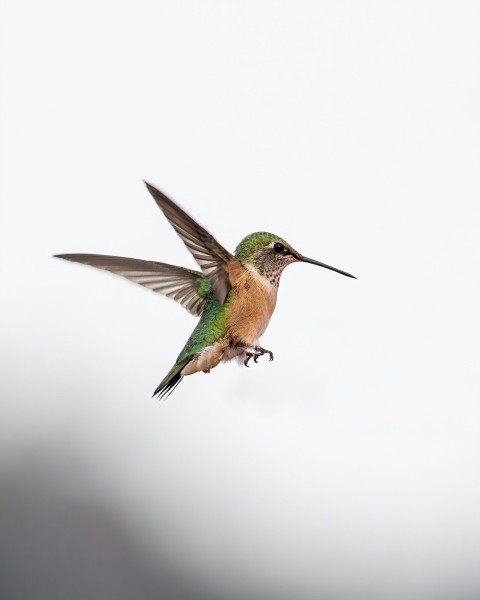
1;2;480;599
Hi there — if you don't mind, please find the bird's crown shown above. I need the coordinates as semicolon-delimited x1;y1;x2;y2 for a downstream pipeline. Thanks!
235;232;298;262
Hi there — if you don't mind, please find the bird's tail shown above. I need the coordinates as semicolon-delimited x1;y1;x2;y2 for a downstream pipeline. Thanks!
153;358;191;399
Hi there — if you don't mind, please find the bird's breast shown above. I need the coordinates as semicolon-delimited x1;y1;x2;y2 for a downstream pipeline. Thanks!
226;261;278;345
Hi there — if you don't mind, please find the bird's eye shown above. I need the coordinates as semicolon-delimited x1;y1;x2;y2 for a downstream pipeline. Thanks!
273;242;289;255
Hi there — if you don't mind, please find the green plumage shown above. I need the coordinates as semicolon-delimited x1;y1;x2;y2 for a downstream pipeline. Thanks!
235;232;280;261
154;284;232;397
177;287;232;362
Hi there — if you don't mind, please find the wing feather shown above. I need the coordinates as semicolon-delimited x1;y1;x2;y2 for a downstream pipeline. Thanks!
144;182;233;305
54;253;209;316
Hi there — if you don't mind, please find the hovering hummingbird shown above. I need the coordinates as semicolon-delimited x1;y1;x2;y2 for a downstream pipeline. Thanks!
55;182;355;398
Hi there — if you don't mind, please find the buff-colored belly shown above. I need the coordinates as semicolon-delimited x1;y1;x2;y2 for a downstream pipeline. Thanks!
226;269;277;346
181;339;229;375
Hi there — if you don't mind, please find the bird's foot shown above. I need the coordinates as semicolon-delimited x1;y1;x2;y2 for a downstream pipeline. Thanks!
239;342;273;367
253;346;274;362
244;352;254;367
243;346;274;367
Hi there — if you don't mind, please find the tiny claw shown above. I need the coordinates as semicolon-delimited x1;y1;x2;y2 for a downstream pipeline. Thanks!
253;346;274;362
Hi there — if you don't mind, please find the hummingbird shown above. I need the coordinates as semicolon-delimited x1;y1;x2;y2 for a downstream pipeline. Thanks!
55;182;356;398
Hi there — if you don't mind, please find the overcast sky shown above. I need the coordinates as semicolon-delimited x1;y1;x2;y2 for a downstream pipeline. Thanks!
1;2;480;599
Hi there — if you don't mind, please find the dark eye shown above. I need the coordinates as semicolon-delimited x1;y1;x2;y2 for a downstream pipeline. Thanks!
273;242;289;255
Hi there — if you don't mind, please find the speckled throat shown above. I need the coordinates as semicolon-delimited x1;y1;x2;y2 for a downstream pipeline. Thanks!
248;248;297;287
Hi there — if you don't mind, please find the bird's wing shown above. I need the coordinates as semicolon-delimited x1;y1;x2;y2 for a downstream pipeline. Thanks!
144;182;233;305
54;254;210;316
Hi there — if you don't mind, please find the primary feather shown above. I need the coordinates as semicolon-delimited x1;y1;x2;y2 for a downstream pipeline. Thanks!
54;253;210;316
144;182;233;305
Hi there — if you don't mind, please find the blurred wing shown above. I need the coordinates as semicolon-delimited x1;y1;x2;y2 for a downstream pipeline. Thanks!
144;182;233;305
55;254;209;316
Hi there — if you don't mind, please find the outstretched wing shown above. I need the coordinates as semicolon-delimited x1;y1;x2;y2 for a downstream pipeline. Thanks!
144;182;233;305
54;254;210;316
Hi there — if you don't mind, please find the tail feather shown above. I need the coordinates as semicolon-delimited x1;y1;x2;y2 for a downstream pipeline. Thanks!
153;359;190;399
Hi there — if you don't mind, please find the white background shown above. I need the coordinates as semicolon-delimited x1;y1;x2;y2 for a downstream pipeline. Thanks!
1;2;480;599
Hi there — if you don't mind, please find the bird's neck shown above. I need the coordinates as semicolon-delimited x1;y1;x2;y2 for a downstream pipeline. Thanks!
244;262;281;290
228;258;280;298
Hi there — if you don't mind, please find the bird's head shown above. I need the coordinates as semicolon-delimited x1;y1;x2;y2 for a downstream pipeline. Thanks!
235;232;355;286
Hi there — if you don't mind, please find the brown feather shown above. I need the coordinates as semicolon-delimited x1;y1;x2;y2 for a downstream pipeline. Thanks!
144;182;233;305
226;260;277;345
54;253;208;316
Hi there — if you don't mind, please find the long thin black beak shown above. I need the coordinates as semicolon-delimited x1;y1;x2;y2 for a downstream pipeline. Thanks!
300;256;356;279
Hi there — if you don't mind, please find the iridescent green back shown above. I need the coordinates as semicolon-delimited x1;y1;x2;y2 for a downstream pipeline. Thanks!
176;284;232;362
